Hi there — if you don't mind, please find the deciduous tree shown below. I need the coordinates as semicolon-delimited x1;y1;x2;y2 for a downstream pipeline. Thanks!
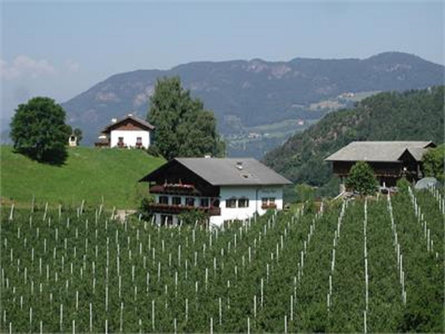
422;144;444;182
345;161;378;195
10;97;69;164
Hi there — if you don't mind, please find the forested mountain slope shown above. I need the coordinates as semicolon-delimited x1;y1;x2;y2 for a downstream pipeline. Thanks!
61;52;444;155
263;86;444;189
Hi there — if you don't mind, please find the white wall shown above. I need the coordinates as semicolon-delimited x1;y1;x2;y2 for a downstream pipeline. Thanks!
110;130;151;148
151;186;284;228
210;186;283;227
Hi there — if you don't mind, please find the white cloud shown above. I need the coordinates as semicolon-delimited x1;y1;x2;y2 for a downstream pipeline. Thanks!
0;55;57;80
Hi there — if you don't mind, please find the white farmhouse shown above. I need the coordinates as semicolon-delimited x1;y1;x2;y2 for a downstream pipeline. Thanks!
139;157;292;227
95;114;155;149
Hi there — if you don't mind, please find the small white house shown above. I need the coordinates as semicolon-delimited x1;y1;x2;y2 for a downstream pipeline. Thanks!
139;157;292;228
95;114;154;149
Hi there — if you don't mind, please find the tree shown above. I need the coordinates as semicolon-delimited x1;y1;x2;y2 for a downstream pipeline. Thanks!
295;183;315;203
65;125;83;144
147;76;225;160
422;144;444;182
73;128;83;144
345;161;378;195
10;97;69;164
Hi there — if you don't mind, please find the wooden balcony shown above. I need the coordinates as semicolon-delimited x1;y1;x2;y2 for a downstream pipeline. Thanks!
147;203;221;216
150;184;200;195
94;139;110;147
261;203;277;210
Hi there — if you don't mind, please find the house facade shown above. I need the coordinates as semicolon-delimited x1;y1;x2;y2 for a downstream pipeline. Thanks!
325;141;436;188
94;114;154;149
139;158;292;227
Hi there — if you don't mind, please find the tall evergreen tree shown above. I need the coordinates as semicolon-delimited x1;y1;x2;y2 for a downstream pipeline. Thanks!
147;76;225;160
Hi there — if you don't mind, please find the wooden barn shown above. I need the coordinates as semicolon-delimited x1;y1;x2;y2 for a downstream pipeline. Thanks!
325;141;436;187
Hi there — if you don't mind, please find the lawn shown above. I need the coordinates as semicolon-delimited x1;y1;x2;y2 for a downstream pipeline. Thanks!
0;146;165;209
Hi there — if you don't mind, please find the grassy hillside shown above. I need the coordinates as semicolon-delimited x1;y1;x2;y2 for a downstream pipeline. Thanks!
1;146;164;209
263;86;444;195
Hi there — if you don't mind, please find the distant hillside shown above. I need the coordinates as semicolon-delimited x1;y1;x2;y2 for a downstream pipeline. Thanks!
61;52;444;157
0;147;164;209
263;86;445;191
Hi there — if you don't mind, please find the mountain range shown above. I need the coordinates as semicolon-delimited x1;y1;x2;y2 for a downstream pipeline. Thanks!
58;52;443;157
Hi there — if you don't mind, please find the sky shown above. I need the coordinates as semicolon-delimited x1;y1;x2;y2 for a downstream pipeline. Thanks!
1;0;444;123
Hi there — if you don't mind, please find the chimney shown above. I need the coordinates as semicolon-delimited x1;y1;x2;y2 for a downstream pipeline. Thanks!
111;118;117;123
236;161;243;170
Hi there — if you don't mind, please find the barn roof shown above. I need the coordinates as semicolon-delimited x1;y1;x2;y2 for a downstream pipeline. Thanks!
325;141;434;163
140;158;292;186
102;114;155;133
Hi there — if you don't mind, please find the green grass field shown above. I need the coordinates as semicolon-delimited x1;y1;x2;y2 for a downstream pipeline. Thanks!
0;146;165;209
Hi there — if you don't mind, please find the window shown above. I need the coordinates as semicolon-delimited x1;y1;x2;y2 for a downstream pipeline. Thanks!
200;198;209;207
185;197;195;207
238;198;249;208
261;197;276;209
172;197;181;205
159;196;169;205
136;137;142;148
226;198;237;208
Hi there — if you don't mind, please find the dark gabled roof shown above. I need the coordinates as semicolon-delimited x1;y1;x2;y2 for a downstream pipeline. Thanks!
102;114;155;133
325;141;434;163
140;158;292;186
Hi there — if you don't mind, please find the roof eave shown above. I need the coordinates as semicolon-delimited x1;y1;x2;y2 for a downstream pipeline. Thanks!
326;159;402;163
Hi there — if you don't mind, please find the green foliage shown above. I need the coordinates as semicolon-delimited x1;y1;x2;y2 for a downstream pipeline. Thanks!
10;97;70;164
422;144;445;182
178;209;208;226
138;196;155;220
66;125;83;144
147;76;225;160
345;161;378;195
396;177;411;191
295;183;315;203
145;145;162;157
1;189;443;332
0;146;164;209
302;199;317;214
315;176;341;198
264;86;445;188
73;128;83;144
